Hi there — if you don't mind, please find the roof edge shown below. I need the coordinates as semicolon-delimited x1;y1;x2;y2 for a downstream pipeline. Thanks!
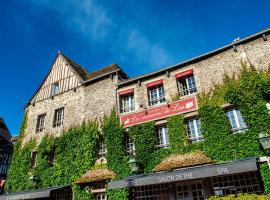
118;27;270;87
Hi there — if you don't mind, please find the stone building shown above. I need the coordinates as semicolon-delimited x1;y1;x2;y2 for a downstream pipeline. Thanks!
3;28;270;199
22;52;127;145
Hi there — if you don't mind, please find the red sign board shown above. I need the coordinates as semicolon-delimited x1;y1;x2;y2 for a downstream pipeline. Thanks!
120;97;197;127
175;69;193;78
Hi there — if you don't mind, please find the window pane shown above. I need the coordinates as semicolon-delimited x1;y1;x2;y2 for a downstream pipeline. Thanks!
226;109;248;133
149;85;166;105
121;94;135;113
178;75;197;96
186;119;203;143
157;127;169;147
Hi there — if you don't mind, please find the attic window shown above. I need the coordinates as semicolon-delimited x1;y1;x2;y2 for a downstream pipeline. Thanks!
51;82;59;97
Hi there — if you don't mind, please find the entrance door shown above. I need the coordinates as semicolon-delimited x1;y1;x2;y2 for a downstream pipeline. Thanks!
176;182;205;200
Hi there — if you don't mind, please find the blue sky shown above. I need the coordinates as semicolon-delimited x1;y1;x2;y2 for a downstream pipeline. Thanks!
0;0;270;135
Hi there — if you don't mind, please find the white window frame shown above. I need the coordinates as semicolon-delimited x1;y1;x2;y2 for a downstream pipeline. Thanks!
177;75;197;97
125;135;135;155
98;140;106;158
51;82;59;97
226;109;248;133
156;126;169;148
53;108;64;128
94;193;107;200
186;118;203;143
121;94;135;113
266;101;270;113
148;85;166;106
36;114;46;133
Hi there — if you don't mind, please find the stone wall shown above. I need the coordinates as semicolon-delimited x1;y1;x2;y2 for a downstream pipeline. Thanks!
22;32;270;144
117;34;270;115
23;75;118;145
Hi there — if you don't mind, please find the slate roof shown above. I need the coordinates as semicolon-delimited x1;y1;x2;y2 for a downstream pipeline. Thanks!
61;53;89;81
25;52;128;107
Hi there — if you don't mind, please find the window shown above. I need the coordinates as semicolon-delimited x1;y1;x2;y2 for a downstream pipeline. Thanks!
156;126;169;148
226;109;248;133
120;94;135;113
36;114;46;133
51;82;59;97
266;101;270;113
47;148;56;165
148;85;166;106
98;140;106;158
186;118;203;143
125;135;135;155
53;107;64;127
177;75;197;96
95;193;107;200
30;151;37;168
212;171;263;196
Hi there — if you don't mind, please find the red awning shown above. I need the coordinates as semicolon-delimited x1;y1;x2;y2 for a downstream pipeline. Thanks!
175;69;193;78
118;88;134;96
146;79;163;88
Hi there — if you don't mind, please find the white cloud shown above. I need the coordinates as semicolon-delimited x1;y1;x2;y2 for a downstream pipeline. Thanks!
28;0;172;69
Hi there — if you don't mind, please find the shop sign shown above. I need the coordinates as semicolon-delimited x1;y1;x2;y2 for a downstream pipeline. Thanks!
120;97;197;127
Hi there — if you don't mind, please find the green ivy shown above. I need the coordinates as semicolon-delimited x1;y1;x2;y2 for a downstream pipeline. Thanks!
128;122;156;173
6;64;270;198
103;109;131;179
167;114;188;152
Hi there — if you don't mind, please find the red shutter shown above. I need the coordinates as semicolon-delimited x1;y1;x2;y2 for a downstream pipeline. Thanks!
146;79;163;88
118;88;134;96
175;69;193;78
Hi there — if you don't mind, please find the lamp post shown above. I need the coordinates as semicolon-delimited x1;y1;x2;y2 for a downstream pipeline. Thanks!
29;175;39;187
128;156;140;173
258;133;270;151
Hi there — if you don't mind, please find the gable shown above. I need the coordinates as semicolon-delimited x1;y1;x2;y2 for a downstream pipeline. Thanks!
30;54;83;104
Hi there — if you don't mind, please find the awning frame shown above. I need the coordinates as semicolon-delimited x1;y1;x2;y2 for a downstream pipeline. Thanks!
108;157;258;189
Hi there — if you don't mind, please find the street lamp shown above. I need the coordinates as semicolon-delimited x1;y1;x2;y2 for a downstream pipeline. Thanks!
258;133;270;151
128;156;140;173
29;175;39;186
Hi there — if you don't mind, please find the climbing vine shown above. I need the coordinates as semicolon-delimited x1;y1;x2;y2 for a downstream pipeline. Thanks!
5;64;270;198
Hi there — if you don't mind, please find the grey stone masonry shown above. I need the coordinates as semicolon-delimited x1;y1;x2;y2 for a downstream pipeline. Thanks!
22;28;270;145
117;29;270;116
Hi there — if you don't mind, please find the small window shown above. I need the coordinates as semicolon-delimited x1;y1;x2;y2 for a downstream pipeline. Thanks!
47;148;56;165
30;151;37;168
94;193;107;200
186;118;203;143
148;85;166;106
120;94;135;113
98;140;106;158
125;135;135;155
156;126;169;148
177;74;197;96
53;107;64;127
51;82;59;97
266;101;270;113
226;109;248;133
36;114;46;133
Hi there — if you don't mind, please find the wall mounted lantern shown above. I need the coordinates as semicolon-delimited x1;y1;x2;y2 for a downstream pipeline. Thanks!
128;156;140;173
258;132;270;151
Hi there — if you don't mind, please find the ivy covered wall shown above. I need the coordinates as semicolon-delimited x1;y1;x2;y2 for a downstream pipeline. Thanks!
5;65;270;199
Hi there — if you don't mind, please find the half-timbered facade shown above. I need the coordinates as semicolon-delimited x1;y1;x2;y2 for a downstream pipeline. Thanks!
23;52;127;145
